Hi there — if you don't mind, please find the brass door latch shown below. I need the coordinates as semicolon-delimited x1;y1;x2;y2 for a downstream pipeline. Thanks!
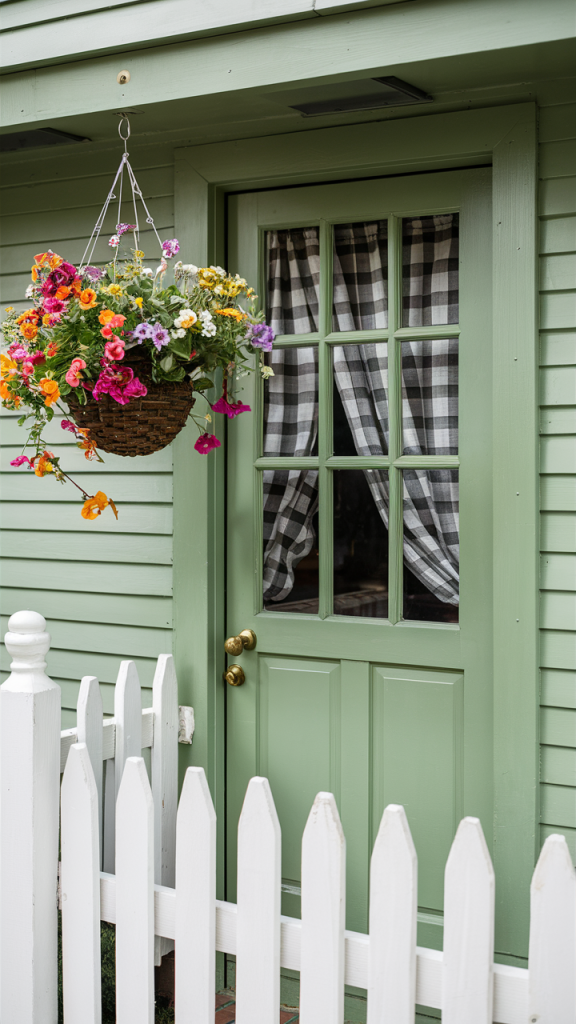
224;629;257;656
223;664;245;687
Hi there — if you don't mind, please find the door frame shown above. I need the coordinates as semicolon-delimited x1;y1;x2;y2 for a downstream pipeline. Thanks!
173;101;538;957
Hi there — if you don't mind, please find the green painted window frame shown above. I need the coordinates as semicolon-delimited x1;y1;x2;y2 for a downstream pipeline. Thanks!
255;214;461;623
174;101;538;955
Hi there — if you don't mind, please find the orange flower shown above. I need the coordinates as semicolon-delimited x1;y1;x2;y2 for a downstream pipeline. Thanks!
31;266;38;281
20;323;38;341
70;278;82;297
1;354;18;380
34;251;62;269
214;307;248;321
46;341;59;357
39;378;60;407
34;452;54;477
55;285;71;300
98;308;115;326
81;491;109;520
79;288;98;310
17;309;40;325
0;381;12;401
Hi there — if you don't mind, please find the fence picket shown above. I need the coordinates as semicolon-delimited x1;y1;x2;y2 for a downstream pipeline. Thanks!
528;834;576;1022
152;654;179;963
175;767;217;1024
61;743;101;1024
367;804;417;1024
116;756;155;1024
76;675;103;866
103;661;142;873
300;792;346;1024
236;776;282;1024
443;817;495;1024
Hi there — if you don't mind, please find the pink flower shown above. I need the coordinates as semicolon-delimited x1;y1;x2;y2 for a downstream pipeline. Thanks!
211;396;251;419
194;433;221;454
29;351;46;365
10;455;32;467
22;361;34;377
92;365;147;405
10;346;28;360
61;419;77;433
65;358;87;387
104;338;125;361
43;297;66;314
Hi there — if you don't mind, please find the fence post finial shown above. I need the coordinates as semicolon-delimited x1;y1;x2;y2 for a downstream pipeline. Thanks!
3;610;54;691
1;611;61;1023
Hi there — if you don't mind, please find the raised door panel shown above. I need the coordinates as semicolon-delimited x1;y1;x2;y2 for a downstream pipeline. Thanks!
372;665;463;914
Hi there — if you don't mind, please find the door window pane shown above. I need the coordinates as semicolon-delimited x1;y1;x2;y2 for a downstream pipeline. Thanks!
334;469;389;617
266;228;319;334
263;470;319;613
263;347;318;457
403;469;459;622
402;339;458;456
402;214;459;326
332;342;389;455
333;221;388;331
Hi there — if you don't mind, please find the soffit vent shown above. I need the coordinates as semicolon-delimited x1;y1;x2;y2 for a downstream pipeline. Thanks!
0;127;90;153
287;76;433;117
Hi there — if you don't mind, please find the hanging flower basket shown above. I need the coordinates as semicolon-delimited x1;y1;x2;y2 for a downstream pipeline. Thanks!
66;349;196;457
1;116;275;519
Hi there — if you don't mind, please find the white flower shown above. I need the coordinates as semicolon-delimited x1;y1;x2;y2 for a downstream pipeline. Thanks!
199;309;216;337
140;268;154;278
25;284;35;298
171;328;186;339
174;309;197;329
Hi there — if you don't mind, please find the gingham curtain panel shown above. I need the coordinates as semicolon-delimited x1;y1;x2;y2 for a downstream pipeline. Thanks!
262;215;459;607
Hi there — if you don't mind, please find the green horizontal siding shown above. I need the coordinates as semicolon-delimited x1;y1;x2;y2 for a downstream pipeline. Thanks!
538;98;576;859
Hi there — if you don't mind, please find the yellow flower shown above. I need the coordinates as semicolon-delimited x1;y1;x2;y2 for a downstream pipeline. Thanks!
4;306;14;312
81;491;109;520
0;354;17;380
105;283;124;297
214;307;247;322
34;455;54;477
134;297;143;308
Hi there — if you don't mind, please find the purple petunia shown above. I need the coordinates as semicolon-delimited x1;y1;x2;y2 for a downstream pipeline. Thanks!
117;223;137;237
161;238;180;259
83;266;105;281
131;322;155;343
151;323;170;351
246;323;275;351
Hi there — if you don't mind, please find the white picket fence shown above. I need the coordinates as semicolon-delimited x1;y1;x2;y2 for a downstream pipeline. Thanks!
1;611;576;1023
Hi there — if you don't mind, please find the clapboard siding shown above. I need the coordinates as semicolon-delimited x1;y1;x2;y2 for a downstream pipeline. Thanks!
0;136;178;719
538;97;576;851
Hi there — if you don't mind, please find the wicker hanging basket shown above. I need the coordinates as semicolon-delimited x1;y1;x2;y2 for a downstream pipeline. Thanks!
66;351;195;457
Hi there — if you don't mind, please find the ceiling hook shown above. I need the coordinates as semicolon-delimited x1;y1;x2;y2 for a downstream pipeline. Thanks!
117;114;131;142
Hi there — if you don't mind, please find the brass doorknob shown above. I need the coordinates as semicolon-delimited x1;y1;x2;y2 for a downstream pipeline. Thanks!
224;664;245;686
224;629;257;656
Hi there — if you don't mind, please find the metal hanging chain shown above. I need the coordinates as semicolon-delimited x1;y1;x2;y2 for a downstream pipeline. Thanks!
79;115;164;271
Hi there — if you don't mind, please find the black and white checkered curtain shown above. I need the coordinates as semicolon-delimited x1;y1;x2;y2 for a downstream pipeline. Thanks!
263;215;459;606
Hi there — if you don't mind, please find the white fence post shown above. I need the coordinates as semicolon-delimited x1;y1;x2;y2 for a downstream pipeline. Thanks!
300;792;346;1024
236;777;282;1024
76;675;103;866
116;756;154;1024
0;610;61;1024
367;804;417;1024
152;654;178;963
528;833;576;1022
61;743;102;1024
175;767;217;1024
442;817;495;1024
103;660;142;873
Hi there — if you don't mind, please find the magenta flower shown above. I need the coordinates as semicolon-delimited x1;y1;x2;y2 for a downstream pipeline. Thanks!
42;262;77;295
61;419;77;433
211;396;251;418
83;266;105;281
92;365;147;405
117;223;137;236
29;351;46;365
43;297;66;314
194;433;221;455
10;346;28;360
161;238;180;259
10;455;32;468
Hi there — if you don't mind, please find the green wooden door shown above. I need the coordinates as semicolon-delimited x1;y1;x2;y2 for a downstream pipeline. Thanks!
225;169;492;945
